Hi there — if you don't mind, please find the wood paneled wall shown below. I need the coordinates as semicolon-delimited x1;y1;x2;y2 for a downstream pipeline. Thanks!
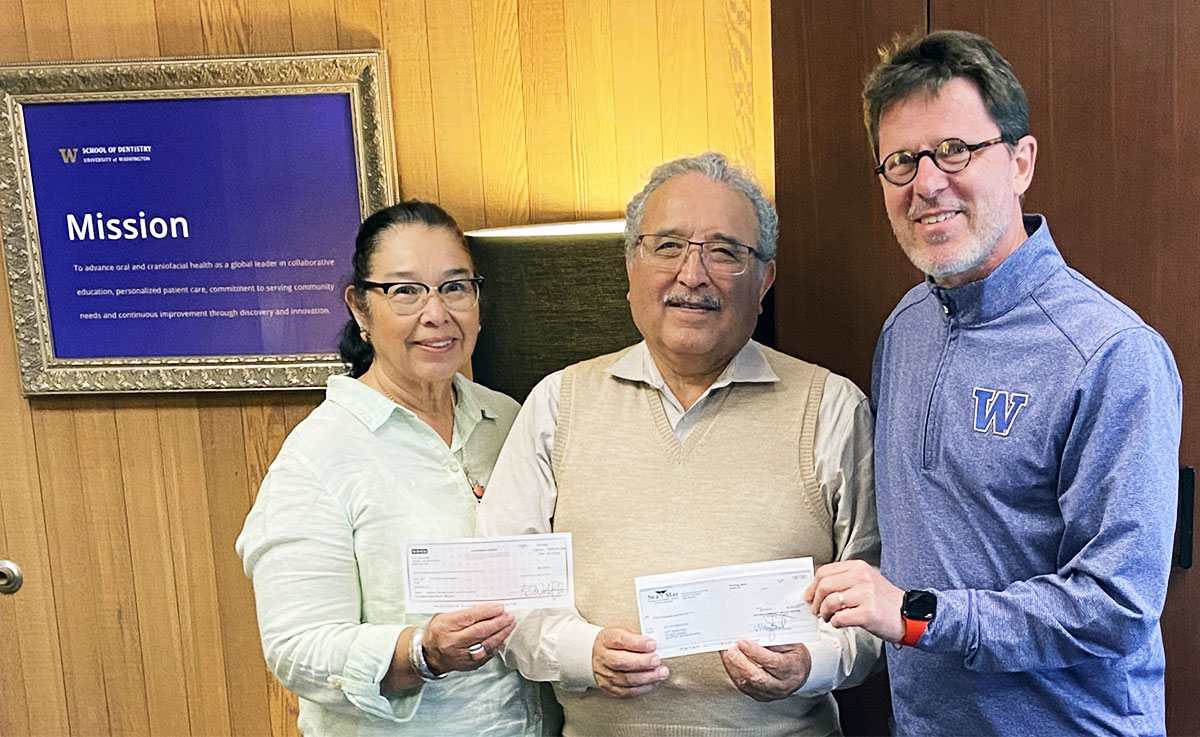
0;2;773;735
0;1;768;737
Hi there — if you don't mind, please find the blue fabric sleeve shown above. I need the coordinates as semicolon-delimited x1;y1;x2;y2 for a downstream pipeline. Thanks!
921;327;1182;671
870;330;884;417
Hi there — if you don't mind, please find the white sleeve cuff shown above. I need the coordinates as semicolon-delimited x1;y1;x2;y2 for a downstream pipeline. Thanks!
792;625;842;696
557;618;604;691
337;624;424;722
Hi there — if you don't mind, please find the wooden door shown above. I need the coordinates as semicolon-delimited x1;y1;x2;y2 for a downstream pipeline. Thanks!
0;279;315;737
772;1;1198;734
771;4;926;734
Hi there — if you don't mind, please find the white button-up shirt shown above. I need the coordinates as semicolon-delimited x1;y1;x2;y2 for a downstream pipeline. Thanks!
237;375;549;736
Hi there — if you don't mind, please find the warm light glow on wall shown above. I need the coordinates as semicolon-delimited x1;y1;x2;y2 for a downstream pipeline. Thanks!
466;220;626;238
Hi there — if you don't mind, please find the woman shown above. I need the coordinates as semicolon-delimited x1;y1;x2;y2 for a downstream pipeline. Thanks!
237;202;550;736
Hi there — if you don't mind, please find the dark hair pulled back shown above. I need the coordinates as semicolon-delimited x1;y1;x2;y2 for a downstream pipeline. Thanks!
338;201;468;378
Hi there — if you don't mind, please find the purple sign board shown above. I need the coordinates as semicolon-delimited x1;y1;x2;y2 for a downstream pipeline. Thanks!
0;53;397;394
26;95;357;358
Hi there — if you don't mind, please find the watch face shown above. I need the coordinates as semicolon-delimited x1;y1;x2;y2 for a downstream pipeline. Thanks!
903;590;937;621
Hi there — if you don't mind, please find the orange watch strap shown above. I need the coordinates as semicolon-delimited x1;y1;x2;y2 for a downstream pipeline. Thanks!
900;616;930;647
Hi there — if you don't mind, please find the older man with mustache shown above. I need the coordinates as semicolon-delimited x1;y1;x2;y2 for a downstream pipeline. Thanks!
478;152;882;737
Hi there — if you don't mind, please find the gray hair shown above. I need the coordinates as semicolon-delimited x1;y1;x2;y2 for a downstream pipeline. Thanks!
863;30;1029;158
623;152;778;261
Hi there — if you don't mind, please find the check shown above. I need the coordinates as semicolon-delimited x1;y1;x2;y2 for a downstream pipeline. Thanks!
635;557;819;659
403;533;573;613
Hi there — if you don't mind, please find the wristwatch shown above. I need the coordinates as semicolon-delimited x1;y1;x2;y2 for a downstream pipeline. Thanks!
900;590;937;647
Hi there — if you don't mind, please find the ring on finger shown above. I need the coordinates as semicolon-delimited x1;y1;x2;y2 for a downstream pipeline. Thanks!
837;592;846;610
468;642;487;658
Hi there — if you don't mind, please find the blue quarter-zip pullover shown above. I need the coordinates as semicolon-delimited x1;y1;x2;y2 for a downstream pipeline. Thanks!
873;215;1182;736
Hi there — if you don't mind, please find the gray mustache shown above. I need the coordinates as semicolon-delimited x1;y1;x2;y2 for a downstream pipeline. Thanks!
663;293;721;310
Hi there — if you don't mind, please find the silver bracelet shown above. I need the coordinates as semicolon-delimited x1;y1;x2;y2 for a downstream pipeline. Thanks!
408;627;445;681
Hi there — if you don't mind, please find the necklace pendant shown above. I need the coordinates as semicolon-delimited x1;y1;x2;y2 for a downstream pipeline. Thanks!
472;483;485;500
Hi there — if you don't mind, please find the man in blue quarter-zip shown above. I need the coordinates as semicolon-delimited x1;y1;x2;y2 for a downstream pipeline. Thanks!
804;30;1182;736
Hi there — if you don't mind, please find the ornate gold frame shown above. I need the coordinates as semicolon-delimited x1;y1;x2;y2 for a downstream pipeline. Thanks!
0;51;396;394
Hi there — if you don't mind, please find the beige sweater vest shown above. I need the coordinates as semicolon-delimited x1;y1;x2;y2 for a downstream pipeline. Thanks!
551;345;841;737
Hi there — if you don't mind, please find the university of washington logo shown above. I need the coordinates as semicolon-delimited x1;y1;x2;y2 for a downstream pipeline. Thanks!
972;387;1029;436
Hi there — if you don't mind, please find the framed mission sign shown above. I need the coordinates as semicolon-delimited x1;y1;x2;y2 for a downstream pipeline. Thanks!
0;52;396;394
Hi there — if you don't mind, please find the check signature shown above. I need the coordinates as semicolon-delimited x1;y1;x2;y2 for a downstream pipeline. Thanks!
751;613;790;642
519;580;566;598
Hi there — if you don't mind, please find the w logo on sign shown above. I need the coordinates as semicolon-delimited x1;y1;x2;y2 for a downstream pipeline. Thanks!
59;148;78;163
972;387;1029;436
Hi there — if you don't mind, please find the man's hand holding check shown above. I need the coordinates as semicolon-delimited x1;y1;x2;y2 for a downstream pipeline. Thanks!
588;557;822;701
591;628;670;697
721;640;813;701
